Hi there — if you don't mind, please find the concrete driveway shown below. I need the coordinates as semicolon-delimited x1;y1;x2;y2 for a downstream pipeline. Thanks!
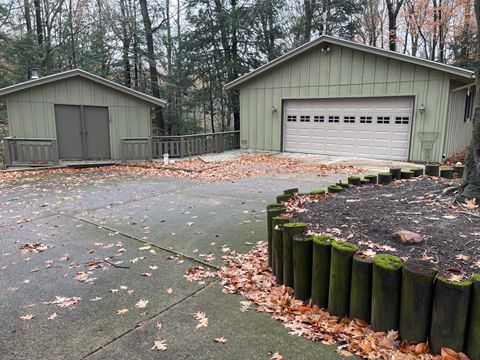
0;167;349;360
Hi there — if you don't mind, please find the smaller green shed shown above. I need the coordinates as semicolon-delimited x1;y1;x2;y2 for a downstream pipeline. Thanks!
0;69;166;165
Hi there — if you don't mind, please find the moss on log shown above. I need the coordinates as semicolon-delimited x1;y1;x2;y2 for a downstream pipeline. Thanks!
425;164;440;177
282;223;306;288
276;194;292;204
399;260;438;343
364;174;378;184
440;168;454;179
378;172;393;185
328;185;344;193
390;168;402;180
293;235;313;300
267;205;285;267
348;176;361;186
283;188;299;195
371;254;403;332
349;254;373;322
430;276;472;354
309;189;326;195
466;274;480;360
401;170;413;179
311;235;333;308
453;165;465;178
328;240;357;317
410;168;424;177
271;217;289;282
336;182;350;189
360;179;369;185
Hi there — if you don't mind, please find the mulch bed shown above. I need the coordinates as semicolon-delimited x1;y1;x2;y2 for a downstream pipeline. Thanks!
290;177;480;279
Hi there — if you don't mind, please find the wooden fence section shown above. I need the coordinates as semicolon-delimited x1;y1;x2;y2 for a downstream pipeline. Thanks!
121;131;240;162
3;137;59;166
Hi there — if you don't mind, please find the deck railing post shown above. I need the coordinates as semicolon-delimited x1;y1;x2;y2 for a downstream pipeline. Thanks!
147;137;153;161
3;138;12;166
51;139;59;164
180;136;185;158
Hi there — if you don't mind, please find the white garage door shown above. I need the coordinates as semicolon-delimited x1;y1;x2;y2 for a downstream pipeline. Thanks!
283;97;414;160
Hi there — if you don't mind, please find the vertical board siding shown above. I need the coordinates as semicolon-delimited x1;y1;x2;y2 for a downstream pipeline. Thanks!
4;76;151;160
239;44;454;161
444;89;473;158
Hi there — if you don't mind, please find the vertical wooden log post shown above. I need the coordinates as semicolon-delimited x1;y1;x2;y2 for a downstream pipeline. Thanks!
425;164;440;176
328;241;357;317
371;254;403;332
401;170;413;179
410;168;424;177
453;165;465;178
283;188;299;195
378;173;393;185
282;223;306;289
272;217;289;284
440;168;455;179
293;235;313;300
276;194;292;204
430;276;472;354
267;205;285;268
311;235;332;309
328;185;344;193
347;176;361;186
466;274;480;360
399;260;437;343
364;174;378;184
349;254;373;322
389;168;402;180
309;189;326;195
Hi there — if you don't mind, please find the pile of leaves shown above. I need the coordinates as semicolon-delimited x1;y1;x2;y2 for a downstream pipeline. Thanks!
0;154;362;185
443;150;467;166
192;241;469;359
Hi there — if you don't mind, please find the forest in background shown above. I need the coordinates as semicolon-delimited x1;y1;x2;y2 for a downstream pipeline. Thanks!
0;0;477;135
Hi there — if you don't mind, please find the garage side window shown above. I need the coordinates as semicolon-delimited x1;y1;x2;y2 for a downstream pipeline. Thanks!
287;115;297;122
328;116;340;123
300;115;311;122
377;116;390;124
343;116;355;123
360;116;372;124
314;116;325;123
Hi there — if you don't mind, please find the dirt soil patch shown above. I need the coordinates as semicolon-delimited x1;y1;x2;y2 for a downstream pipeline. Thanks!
291;177;480;279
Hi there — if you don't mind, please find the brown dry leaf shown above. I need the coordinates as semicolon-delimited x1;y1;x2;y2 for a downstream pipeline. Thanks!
48;313;57;320
194;312;208;328
270;352;283;360
151;340;167;351
214;337;227;344
441;347;459;360
43;296;81;308
20;314;35;320
116;308;128;315
455;254;470;261
142;272;152;277
135;299;149;309
462;198;478;210
166;288;173;294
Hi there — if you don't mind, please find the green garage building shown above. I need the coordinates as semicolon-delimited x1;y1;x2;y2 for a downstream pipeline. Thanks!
0;69;165;164
225;35;475;162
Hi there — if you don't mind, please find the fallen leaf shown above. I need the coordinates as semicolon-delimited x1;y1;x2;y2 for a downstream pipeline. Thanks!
151;340;167;351
270;352;283;360
48;313;57;320
194;312;208;328
142;272;152;277
135;299;149;309
166;288;173;294
116;308;128;315
20;314;35;320
462;198;478;210
214;337;227;344
456;254;470;261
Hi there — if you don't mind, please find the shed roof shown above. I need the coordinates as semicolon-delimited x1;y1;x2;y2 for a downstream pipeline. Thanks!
225;35;475;90
0;69;167;106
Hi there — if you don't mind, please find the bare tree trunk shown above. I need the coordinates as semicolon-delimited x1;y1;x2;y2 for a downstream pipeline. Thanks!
385;0;404;51
33;0;43;45
139;0;164;133
304;0;314;42
459;0;480;201
120;0;131;87
24;0;32;32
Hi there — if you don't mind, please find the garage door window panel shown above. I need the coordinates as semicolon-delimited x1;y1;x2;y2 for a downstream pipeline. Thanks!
328;116;340;123
343;116;356;123
377;116;391;124
287;115;297;122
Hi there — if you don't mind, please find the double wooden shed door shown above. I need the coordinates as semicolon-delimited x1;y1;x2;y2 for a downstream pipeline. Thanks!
54;105;111;160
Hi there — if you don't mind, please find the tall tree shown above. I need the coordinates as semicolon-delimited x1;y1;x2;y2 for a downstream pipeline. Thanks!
459;0;480;201
385;0;404;51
